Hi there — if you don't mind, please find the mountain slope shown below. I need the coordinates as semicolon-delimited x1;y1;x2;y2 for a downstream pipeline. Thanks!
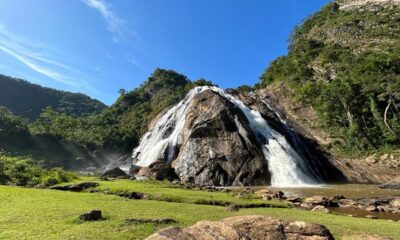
257;0;400;183
260;0;400;154
0;74;106;120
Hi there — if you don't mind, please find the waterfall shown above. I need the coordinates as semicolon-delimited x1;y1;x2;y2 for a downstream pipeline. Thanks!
133;87;210;167
132;86;319;187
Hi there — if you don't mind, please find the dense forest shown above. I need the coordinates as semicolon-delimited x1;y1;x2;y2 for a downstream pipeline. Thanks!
259;2;400;155
0;69;214;169
0;74;106;120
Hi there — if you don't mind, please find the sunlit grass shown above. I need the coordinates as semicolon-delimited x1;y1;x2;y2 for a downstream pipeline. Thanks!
1;179;399;240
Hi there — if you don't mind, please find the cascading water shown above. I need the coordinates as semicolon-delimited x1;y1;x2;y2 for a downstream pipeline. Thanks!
132;86;319;187
133;86;210;167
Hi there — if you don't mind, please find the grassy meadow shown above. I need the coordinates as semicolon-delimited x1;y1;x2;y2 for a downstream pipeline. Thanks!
0;178;399;240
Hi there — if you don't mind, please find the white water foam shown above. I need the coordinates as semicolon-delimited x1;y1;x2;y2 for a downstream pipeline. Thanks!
132;86;319;187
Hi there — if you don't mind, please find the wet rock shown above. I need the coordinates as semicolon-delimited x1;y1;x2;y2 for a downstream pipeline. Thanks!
365;215;377;219
146;215;334;240
304;196;329;206
285;197;302;203
102;167;128;178
390;199;400;208
79;210;104;221
379;177;400;189
331;195;346;201
136;161;178;181
365;205;378;212
126;218;178;224
173;90;271;186
339;199;358;207
255;189;286;200
50;182;99;191
376;206;388;212
311;205;331;213
300;203;314;210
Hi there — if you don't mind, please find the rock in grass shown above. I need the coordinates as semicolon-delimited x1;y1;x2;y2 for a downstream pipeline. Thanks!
51;182;99;191
146;215;334;240
102;167;128;178
79;210;104;221
225;204;239;212
311;205;330;213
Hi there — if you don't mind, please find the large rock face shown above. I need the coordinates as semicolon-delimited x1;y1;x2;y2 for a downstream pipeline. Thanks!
172;90;270;186
146;215;335;240
132;87;345;186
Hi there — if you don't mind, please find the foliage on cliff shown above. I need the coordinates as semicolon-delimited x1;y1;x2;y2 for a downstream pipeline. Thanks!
0;74;106;120
30;69;215;153
260;2;400;153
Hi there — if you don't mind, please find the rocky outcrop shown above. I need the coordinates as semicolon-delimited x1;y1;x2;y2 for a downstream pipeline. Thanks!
102;167;128;178
133;87;346;186
336;0;400;10
172;90;270;186
146;215;334;240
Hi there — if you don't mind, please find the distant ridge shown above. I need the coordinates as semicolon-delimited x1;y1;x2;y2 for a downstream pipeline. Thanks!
0;74;106;120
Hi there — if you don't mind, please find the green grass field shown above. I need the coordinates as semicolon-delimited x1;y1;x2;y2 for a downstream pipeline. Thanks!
0;178;399;240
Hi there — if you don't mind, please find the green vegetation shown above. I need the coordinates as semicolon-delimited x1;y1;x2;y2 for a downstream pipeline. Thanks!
260;3;400;155
29;69;215;153
1;69;214;168
1;179;399;239
0;74;106;120
0;152;76;187
63;177;287;207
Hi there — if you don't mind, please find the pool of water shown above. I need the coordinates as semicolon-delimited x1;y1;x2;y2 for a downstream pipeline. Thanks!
264;184;400;199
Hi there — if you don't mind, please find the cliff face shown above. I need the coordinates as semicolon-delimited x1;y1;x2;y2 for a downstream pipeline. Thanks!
132;87;345;186
258;0;400;183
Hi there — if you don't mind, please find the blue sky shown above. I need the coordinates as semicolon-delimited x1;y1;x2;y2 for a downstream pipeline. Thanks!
0;0;330;105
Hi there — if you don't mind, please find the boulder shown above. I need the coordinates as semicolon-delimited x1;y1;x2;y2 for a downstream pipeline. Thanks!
304;196;329;206
102;167;128;178
390;199;400;208
365;205;378;212
146;215;334;240
311;205;331;213
300;203;314;210
136;161;178;181
173;90;270;186
255;189;286;200
79;210;104;221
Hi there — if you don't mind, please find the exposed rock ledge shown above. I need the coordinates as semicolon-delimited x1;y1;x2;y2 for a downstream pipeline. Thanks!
146;215;334;240
336;0;400;10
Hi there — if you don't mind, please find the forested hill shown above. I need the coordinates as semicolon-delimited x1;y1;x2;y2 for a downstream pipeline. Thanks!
259;0;400;155
0;74;106;120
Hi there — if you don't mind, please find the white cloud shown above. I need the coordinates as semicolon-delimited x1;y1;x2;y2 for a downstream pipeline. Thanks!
82;0;129;41
0;24;95;92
